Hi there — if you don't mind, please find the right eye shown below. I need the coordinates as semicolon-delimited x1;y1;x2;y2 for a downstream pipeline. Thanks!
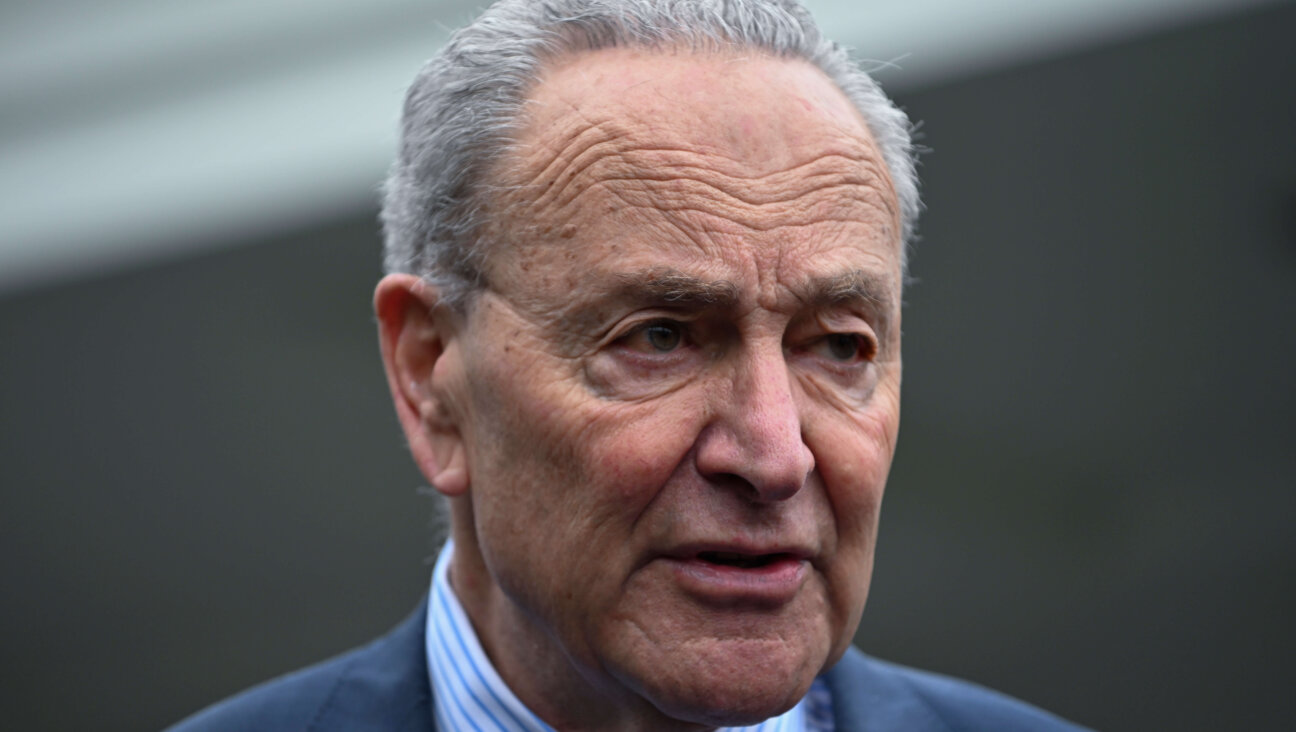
618;320;684;353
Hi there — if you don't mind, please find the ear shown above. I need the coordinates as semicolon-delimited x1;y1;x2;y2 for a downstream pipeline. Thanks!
374;274;470;497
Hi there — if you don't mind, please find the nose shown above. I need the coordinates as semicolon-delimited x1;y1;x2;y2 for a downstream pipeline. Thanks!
694;347;815;502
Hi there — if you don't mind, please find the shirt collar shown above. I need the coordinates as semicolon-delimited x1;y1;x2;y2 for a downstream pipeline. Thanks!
425;540;820;732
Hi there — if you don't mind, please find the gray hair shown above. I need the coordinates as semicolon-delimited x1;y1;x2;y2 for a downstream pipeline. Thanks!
381;0;921;307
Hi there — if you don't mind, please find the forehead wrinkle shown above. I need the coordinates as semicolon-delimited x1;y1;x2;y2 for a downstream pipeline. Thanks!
511;117;636;217
507;97;899;234
523;160;897;245
599;180;895;234
573;152;890;207
526;135;893;214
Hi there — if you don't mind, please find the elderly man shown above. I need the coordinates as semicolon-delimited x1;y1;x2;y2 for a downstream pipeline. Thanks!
172;1;1087;730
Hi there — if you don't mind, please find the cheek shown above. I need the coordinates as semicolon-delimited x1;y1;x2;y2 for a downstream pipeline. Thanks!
459;354;596;554
468;345;701;548
810;403;898;541
574;399;704;512
809;409;894;640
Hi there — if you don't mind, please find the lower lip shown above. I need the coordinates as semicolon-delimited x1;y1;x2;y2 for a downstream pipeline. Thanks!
665;556;809;605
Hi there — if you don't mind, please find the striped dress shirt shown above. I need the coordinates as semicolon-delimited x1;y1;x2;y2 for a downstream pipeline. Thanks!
426;541;834;732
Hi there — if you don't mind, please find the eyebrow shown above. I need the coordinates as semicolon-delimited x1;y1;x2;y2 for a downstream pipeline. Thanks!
798;270;897;338
607;267;895;319
798;269;894;307
609;268;740;307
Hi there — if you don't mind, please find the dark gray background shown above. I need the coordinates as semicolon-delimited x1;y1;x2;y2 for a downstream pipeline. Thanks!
2;3;1293;730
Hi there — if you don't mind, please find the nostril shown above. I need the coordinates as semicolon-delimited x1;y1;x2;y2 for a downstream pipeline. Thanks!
752;476;806;504
697;462;809;504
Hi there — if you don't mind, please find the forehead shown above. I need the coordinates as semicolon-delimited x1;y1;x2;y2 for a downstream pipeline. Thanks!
485;47;902;309
519;47;880;176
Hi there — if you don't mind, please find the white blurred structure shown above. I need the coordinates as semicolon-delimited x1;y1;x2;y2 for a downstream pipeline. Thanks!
0;0;1275;293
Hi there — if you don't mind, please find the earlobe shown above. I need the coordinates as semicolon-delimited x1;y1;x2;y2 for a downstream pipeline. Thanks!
430;445;469;496
374;274;470;497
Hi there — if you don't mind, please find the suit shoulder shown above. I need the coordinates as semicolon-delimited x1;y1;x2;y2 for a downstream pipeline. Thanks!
825;648;1092;731
165;602;432;732
165;647;361;731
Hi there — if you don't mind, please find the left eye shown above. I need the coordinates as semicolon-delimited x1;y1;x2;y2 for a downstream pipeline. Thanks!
812;333;870;362
644;324;681;352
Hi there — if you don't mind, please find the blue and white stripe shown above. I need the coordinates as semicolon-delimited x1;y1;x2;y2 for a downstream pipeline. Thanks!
426;540;834;731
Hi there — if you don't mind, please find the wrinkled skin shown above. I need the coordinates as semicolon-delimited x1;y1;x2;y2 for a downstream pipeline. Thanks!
377;47;903;731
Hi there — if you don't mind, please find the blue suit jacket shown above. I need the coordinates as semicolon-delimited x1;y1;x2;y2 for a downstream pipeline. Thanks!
169;600;1089;731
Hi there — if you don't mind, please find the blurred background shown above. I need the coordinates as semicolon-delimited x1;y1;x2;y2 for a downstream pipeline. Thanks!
2;0;1293;729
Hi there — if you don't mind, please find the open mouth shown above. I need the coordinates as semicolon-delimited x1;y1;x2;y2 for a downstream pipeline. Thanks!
696;551;792;569
671;549;809;602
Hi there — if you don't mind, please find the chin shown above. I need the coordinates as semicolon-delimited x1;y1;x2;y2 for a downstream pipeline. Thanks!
614;638;823;727
648;675;811;727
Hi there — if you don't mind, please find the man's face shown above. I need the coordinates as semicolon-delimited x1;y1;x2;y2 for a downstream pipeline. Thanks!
440;48;902;728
